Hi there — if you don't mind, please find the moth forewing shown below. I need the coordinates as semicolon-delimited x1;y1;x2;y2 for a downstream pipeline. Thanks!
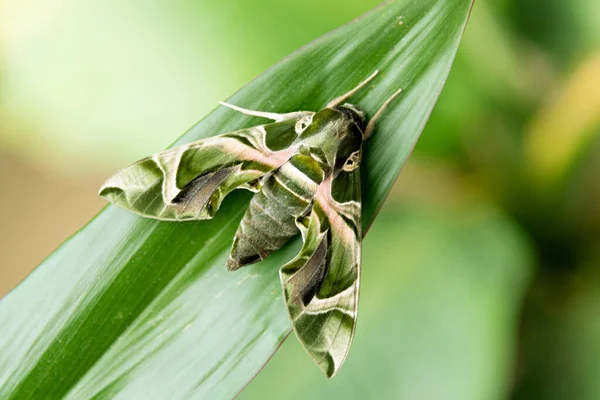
99;118;304;221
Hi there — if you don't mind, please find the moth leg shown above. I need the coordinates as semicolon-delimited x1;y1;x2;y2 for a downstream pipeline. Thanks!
363;87;404;140
325;70;379;108
220;101;311;122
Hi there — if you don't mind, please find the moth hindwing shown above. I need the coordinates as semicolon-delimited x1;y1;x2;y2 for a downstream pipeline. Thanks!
99;70;403;378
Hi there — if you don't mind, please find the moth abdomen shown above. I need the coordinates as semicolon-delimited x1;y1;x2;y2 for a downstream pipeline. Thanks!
228;157;324;270
227;185;301;271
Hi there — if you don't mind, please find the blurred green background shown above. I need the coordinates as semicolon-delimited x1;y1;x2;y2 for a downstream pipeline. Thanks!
1;0;599;398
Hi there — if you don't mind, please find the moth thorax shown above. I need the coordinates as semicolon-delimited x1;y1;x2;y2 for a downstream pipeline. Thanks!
334;104;366;132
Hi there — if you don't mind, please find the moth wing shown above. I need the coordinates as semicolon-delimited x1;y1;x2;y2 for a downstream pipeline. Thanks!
280;168;361;378
99;119;301;220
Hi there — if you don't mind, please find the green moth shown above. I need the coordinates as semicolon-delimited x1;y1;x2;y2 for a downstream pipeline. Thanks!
99;71;402;378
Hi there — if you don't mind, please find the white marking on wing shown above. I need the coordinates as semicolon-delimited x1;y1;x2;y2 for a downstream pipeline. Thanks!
156;146;186;204
278;162;320;193
302;284;357;318
314;176;358;245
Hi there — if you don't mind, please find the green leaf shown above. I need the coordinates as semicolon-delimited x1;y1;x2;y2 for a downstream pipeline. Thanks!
0;0;474;398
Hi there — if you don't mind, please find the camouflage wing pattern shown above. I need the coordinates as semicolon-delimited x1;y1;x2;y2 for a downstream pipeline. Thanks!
99;116;311;221
280;169;361;378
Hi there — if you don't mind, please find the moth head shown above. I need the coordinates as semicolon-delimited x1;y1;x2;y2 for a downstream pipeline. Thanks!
334;129;363;173
334;103;366;133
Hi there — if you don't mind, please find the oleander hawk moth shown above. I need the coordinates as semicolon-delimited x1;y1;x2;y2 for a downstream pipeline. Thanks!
99;71;402;378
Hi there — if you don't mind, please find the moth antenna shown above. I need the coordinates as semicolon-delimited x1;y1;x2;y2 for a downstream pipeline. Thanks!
363;87;404;140
326;70;379;108
219;101;285;121
220;101;313;122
